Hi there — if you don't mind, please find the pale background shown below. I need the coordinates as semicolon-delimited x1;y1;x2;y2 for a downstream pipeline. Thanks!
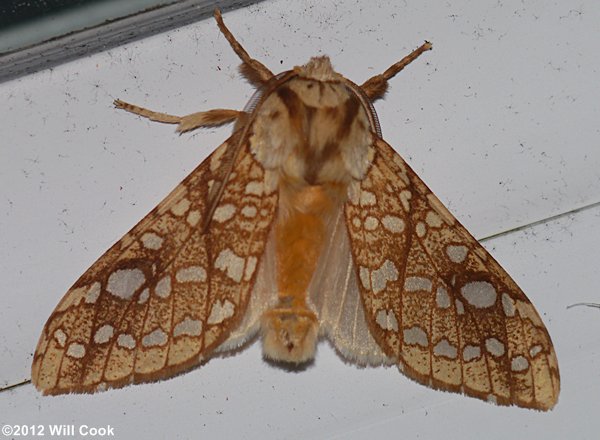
2;0;600;439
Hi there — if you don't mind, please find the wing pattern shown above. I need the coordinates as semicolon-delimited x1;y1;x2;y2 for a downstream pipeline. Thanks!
32;134;278;394
344;138;559;409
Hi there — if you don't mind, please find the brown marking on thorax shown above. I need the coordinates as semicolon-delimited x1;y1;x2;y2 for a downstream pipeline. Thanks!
276;83;361;184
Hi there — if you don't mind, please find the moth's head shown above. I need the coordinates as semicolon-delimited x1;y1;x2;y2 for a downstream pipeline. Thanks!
294;56;343;81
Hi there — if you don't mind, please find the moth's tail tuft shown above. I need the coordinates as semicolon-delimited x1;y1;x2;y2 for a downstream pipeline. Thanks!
261;308;319;364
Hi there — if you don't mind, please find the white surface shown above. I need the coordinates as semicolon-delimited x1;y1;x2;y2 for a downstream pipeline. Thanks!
1;0;600;439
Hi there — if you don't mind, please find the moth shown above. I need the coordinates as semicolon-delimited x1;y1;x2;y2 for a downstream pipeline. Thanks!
32;9;559;410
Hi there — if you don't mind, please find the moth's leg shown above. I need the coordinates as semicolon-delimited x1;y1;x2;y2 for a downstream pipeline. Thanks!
114;99;243;133
214;9;274;84
361;41;432;101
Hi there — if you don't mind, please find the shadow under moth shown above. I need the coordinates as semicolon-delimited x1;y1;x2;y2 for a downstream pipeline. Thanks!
32;9;559;410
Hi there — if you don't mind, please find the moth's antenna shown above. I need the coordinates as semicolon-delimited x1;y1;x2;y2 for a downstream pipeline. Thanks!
361;41;432;101
214;9;274;84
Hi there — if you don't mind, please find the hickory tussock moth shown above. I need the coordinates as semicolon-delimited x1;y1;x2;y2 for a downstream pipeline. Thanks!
32;9;559;410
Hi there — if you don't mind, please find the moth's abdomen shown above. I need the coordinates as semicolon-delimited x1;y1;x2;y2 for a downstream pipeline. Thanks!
262;181;346;363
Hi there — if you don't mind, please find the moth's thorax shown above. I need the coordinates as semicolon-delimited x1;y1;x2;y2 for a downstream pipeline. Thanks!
249;73;372;188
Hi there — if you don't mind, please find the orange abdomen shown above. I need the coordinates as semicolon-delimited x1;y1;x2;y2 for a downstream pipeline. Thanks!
261;182;345;363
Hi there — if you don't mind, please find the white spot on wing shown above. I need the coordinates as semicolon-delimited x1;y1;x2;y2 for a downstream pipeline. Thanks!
171;198;191;216
245;181;263;196
66;342;86;358
107;268;145;300
138;288;150;304
404;276;432;292
117;333;136;349
485;337;505;357
463;345;481;362
176;266;207;283
53;329;67;347
187;210;201;226
360;190;376;206
425;211;443;228
155;275;172;298
416;222;426;238
241;205;257;218
359;266;370;290
364;216;379;231
375;309;398;331
381;215;405;233
214;248;244;283
207;299;235;325
455;299;465;315
85;282;101;304
436;286;451;308
85;281;101;304
173;317;203;337
399;190;412;212
141;232;163;250
94;324;115;344
142;328;168;347
511;355;529;372
210;144;225;171
461;281;497;308
433;338;458;359
529;345;542;357
371;260;399;293
213;204;236;223
502;293;515;317
446;245;468;263
403;326;428;347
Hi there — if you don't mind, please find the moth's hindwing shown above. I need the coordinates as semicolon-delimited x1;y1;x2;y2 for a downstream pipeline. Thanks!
345;138;560;410
32;134;278;395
